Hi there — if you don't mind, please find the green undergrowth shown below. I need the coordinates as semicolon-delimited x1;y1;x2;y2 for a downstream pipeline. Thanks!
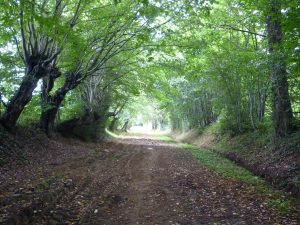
170;122;300;192
178;143;298;213
216;128;300;155
214;130;300;190
180;143;264;185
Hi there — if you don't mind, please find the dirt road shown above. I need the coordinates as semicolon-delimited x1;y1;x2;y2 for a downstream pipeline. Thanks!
0;136;299;224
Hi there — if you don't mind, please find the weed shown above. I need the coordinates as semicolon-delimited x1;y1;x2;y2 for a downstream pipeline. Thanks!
293;176;300;189
268;198;294;212
35;175;64;192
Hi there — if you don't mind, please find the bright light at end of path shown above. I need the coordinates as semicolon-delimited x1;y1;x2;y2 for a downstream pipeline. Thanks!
129;123;153;133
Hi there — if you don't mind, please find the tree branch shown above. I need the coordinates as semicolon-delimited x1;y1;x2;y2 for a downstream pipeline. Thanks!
12;34;25;64
19;6;29;64
219;24;266;38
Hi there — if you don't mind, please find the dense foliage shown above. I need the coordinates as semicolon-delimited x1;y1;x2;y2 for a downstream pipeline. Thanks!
0;0;299;139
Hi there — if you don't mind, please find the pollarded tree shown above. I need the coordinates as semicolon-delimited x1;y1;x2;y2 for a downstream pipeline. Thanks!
38;0;159;134
0;0;83;130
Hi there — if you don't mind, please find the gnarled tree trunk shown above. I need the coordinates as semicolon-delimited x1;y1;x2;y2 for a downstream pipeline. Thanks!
0;66;47;129
39;89;67;134
39;72;82;134
39;68;61;134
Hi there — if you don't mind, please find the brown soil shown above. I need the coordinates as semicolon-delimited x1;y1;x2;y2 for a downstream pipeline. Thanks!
0;134;299;225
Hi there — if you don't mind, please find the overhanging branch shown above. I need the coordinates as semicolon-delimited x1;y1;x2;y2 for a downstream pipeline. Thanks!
219;24;266;38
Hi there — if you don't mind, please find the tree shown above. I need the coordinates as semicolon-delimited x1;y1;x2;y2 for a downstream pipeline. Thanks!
266;0;294;137
38;0;161;134
0;0;298;140
0;0;82;130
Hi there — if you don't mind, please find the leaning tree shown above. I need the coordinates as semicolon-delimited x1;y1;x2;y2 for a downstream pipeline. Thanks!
38;0;161;134
0;0;83;129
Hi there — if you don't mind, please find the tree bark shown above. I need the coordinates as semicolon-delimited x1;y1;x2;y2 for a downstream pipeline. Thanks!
39;87;67;134
0;73;40;130
266;0;294;137
122;120;129;132
39;68;61;134
39;105;59;134
39;72;81;134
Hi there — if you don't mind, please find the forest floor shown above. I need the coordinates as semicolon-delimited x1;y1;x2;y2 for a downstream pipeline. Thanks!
0;132;300;225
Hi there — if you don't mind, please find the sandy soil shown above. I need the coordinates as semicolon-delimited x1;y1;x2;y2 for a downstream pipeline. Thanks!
0;135;299;224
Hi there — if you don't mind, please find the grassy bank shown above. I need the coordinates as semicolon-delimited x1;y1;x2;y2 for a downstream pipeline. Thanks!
179;143;299;213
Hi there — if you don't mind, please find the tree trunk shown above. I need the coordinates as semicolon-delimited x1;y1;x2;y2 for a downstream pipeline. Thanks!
39;69;61;134
39;88;67;134
266;0;294;137
39;72;81;134
0;74;39;129
39;106;59;134
122;120;129;132
0;92;3;115
109;117;118;131
39;85;66;134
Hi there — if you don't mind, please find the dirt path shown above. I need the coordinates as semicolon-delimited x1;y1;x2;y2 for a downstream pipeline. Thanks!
0;135;299;224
